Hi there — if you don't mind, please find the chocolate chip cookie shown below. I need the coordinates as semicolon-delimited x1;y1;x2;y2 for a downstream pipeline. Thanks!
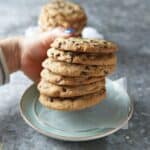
41;69;104;86
42;58;116;77
47;48;117;65
39;89;106;111
51;37;118;53
39;0;87;35
38;79;105;97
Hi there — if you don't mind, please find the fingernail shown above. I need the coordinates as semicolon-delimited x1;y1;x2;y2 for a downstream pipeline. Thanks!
64;28;75;34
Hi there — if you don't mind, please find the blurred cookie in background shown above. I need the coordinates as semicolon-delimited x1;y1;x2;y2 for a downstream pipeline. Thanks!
39;0;87;36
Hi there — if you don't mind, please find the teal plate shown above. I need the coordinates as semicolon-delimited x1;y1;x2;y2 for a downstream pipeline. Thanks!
20;79;133;141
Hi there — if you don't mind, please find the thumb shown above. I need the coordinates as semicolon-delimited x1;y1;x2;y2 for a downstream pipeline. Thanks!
39;27;74;47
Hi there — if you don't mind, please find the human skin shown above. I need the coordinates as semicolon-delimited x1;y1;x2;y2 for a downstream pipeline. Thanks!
0;27;72;82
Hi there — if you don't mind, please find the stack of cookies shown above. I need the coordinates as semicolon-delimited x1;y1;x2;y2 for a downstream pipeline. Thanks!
38;37;118;111
39;0;87;36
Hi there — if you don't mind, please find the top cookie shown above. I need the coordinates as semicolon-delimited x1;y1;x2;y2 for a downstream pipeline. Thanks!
39;0;87;33
51;37;118;53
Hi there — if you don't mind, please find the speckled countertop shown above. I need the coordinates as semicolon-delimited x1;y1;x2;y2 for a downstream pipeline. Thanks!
0;0;150;150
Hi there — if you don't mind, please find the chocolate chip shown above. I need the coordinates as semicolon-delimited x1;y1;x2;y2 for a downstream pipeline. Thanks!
93;43;98;46
93;65;98;68
104;70;108;74
101;88;106;93
58;43;62;48
81;71;87;75
85;66;90;70
49;97;54;102
87;77;92;80
56;53;60;57
103;41;107;45
76;43;80;46
62;87;67;92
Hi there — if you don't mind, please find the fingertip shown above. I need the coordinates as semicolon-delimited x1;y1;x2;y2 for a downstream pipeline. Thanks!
40;27;75;45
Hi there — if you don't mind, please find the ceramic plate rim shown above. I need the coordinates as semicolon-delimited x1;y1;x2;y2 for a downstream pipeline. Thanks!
19;83;134;142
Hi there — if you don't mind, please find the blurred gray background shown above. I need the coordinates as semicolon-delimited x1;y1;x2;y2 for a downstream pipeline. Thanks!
0;0;150;150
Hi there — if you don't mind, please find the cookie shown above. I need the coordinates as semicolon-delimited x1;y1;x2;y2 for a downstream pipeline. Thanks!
39;18;86;36
42;58;116;77
47;48;117;65
38;79;105;97
39;0;87;22
51;37;118;53
39;0;87;35
39;89;106;111
41;69;104;86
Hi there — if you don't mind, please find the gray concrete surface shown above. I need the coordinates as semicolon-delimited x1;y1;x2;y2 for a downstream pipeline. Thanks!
0;0;150;149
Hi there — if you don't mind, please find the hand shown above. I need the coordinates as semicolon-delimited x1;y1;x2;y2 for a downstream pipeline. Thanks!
20;27;72;81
